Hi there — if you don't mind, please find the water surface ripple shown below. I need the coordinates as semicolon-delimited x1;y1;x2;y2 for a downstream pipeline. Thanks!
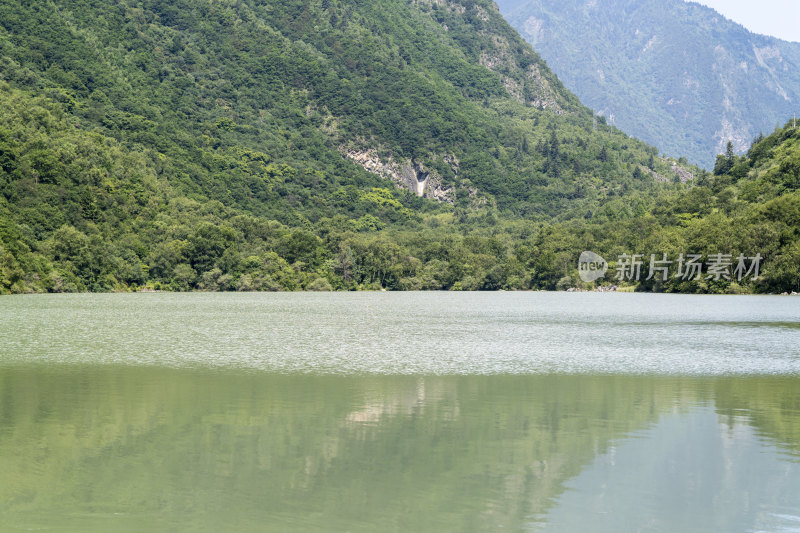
2;292;798;375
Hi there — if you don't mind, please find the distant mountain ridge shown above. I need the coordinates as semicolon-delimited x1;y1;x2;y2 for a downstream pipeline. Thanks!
496;0;800;167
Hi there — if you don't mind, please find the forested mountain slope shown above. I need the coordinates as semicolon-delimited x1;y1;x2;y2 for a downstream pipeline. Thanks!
0;0;682;219
0;0;796;294
496;0;800;168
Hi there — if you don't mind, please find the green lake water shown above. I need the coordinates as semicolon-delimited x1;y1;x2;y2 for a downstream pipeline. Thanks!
1;293;800;532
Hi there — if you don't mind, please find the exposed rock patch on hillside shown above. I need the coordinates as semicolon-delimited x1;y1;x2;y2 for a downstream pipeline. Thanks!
342;147;456;203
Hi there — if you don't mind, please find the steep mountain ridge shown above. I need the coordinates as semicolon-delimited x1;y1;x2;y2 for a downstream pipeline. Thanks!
496;0;800;167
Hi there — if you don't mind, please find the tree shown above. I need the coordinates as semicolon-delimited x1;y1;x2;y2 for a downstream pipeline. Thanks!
726;141;736;161
187;223;239;274
546;129;561;178
714;141;736;175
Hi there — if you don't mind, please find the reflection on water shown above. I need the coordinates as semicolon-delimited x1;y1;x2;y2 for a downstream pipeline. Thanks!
2;293;800;531
1;368;800;532
538;408;800;533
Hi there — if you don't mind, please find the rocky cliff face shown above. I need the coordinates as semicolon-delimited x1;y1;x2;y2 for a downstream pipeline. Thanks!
496;0;800;168
342;147;456;203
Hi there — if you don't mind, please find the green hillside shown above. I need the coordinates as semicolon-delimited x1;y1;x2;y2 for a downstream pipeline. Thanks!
553;126;800;294
0;0;796;294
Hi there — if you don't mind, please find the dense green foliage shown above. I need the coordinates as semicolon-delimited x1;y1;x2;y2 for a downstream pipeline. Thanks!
552;124;800;294
0;0;797;294
497;0;800;168
0;0;680;216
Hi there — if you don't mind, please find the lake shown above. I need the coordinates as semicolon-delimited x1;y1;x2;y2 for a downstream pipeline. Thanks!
1;292;799;532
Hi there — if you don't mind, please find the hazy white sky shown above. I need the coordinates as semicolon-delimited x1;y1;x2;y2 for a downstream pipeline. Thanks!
694;0;800;42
